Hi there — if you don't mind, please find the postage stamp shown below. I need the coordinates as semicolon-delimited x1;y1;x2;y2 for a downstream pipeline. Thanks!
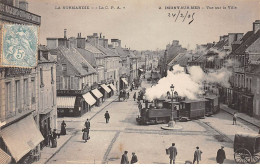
0;24;38;68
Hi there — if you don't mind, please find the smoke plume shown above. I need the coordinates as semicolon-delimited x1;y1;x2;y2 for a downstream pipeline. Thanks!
145;65;232;101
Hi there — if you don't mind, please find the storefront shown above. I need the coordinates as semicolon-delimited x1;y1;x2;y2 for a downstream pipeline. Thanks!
0;115;44;163
82;92;96;111
39;110;51;149
120;78;128;90
99;84;111;99
108;83;117;96
57;96;76;117
91;88;103;106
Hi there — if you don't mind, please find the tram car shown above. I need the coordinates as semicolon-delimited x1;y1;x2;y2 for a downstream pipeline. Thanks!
205;95;220;116
179;99;206;120
136;99;179;125
136;95;220;125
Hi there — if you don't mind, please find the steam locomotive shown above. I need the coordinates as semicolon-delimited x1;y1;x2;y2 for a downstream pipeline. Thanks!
136;95;219;125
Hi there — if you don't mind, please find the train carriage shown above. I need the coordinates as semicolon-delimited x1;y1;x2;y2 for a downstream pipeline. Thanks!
205;95;220;116
179;99;206;120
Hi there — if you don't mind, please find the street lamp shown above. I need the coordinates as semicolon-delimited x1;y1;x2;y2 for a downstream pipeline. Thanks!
168;84;177;127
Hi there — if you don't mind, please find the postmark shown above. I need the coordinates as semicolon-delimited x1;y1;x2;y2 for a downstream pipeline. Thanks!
1;24;38;68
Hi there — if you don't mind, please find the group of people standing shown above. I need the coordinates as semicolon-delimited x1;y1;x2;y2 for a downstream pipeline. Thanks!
166;143;226;164
121;151;138;164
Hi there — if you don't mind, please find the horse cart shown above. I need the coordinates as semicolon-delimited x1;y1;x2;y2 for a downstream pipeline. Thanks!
234;133;260;164
119;90;129;101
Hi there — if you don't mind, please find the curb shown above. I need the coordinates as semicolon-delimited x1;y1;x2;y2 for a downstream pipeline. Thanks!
42;96;118;164
220;105;260;129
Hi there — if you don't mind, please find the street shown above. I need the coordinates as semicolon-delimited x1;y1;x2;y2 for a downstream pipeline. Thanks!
48;72;258;164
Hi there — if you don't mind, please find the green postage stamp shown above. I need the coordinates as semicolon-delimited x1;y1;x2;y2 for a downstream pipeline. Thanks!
0;24;38;68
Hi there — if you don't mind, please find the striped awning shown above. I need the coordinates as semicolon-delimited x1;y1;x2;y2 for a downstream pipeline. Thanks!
109;84;117;91
91;89;103;98
101;84;111;93
83;92;96;106
0;148;11;164
57;96;76;108
0;115;44;162
121;78;128;85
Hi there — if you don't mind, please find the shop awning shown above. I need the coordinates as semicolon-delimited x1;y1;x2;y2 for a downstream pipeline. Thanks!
101;84;111;93
121;78;128;85
91;89;103;98
0;115;44;162
83;92;96;106
109;84;117;91
0;148;11;164
57;96;76;108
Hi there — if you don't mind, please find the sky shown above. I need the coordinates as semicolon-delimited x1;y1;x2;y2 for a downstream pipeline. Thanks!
28;0;260;51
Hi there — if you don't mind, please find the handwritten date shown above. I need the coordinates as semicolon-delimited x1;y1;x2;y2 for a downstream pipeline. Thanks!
168;10;195;24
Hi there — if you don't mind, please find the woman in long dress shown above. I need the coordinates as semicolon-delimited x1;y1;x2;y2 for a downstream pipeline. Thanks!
82;127;89;143
60;120;66;135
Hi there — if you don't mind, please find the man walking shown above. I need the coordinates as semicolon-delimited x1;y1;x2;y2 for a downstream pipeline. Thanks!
216;146;226;164
130;152;138;164
193;146;203;164
85;119;90;139
121;151;129;164
104;111;110;123
133;92;136;101
233;112;237;125
168;143;178;164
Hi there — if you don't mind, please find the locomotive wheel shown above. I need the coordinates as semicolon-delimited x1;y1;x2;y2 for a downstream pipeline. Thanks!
234;148;252;164
252;152;260;164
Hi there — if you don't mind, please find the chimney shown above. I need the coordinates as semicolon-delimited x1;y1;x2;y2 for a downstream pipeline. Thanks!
219;36;224;41
98;38;104;47
19;0;28;11
93;33;98;37
100;33;102;38
228;33;243;47
104;39;108;48
77;33;86;49
64;29;67;39
47;38;58;49
253;20;260;33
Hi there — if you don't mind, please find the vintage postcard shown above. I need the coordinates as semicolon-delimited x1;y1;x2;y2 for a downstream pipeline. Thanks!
0;0;260;165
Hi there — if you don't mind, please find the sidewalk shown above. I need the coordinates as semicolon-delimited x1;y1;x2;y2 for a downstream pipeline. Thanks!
34;95;118;164
220;104;260;128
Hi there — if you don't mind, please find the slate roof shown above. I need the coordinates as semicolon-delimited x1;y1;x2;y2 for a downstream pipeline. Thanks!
58;46;97;76
76;48;97;68
98;45;119;57
168;53;191;67
234;30;260;54
85;42;104;54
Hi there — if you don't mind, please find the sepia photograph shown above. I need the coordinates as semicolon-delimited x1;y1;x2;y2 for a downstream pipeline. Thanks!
0;0;260;164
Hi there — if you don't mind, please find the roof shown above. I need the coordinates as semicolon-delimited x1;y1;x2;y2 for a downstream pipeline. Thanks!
234;30;260;54
76;48;97;68
115;46;129;57
85;42;104;54
58;46;97;76
98;45;119;57
38;45;48;51
182;99;207;103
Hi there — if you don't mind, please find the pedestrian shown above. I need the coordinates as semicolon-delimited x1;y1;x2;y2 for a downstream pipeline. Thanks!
82;127;89;143
133;92;136;101
216;146;226;164
104;111;110;123
60;120;66;135
131;152;138;164
193;146;203;164
258;128;260;134
121;151;129;164
168;143;178;164
51;129;58;148
47;128;52;147
85;119;90;129
233;112;237;125
127;92;130;99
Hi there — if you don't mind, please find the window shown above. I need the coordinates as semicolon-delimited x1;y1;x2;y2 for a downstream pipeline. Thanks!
31;78;36;104
40;68;44;87
15;80;21;110
51;67;54;84
5;82;12;117
23;79;29;106
62;64;67;73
